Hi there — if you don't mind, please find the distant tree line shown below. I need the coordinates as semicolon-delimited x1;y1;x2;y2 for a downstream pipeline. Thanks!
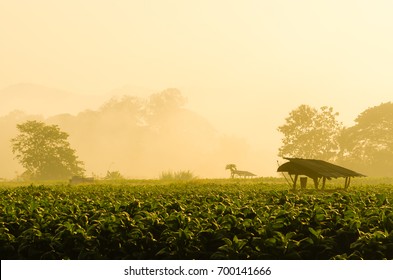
2;88;248;180
4;89;393;179
278;102;393;176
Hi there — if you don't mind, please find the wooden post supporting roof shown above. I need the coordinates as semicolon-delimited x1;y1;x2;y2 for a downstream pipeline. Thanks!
313;178;319;189
344;177;351;189
293;174;298;190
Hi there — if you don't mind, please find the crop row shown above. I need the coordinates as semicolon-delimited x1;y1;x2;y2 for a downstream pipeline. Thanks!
1;182;393;259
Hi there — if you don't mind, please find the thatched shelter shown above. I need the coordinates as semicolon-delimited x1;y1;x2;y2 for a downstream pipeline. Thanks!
277;158;365;190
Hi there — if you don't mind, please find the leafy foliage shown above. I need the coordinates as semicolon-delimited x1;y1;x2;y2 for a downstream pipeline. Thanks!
338;102;393;176
278;105;343;161
1;180;393;260
11;121;84;180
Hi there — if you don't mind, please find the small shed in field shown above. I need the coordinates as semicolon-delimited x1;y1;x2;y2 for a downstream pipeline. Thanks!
277;158;365;190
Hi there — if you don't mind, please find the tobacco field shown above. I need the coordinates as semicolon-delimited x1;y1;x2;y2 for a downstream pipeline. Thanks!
1;179;393;260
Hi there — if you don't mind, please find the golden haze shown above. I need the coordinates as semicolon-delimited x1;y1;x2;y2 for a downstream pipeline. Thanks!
1;1;393;179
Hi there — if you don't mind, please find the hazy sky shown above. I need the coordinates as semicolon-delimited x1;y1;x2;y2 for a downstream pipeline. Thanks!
1;0;393;176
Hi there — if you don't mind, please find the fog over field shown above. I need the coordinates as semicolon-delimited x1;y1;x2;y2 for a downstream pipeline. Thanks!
1;1;393;179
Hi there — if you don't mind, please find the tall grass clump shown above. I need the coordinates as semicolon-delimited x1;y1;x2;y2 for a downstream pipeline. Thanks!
104;170;125;180
159;170;197;181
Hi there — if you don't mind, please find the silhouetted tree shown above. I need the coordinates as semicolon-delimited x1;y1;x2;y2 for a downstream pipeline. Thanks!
225;164;237;178
148;88;186;117
11;120;84;180
278;105;343;161
338;102;393;176
100;95;144;125
0;111;44;179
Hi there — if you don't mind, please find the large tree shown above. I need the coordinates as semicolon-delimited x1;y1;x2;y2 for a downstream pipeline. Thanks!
278;105;343;161
338;102;393;176
11;120;84;180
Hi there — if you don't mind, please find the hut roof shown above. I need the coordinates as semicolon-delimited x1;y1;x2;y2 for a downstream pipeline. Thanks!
277;158;365;179
236;170;257;177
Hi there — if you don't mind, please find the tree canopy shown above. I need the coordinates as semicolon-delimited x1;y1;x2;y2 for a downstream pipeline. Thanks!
338;102;393;176
11;120;84;180
278;105;343;161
